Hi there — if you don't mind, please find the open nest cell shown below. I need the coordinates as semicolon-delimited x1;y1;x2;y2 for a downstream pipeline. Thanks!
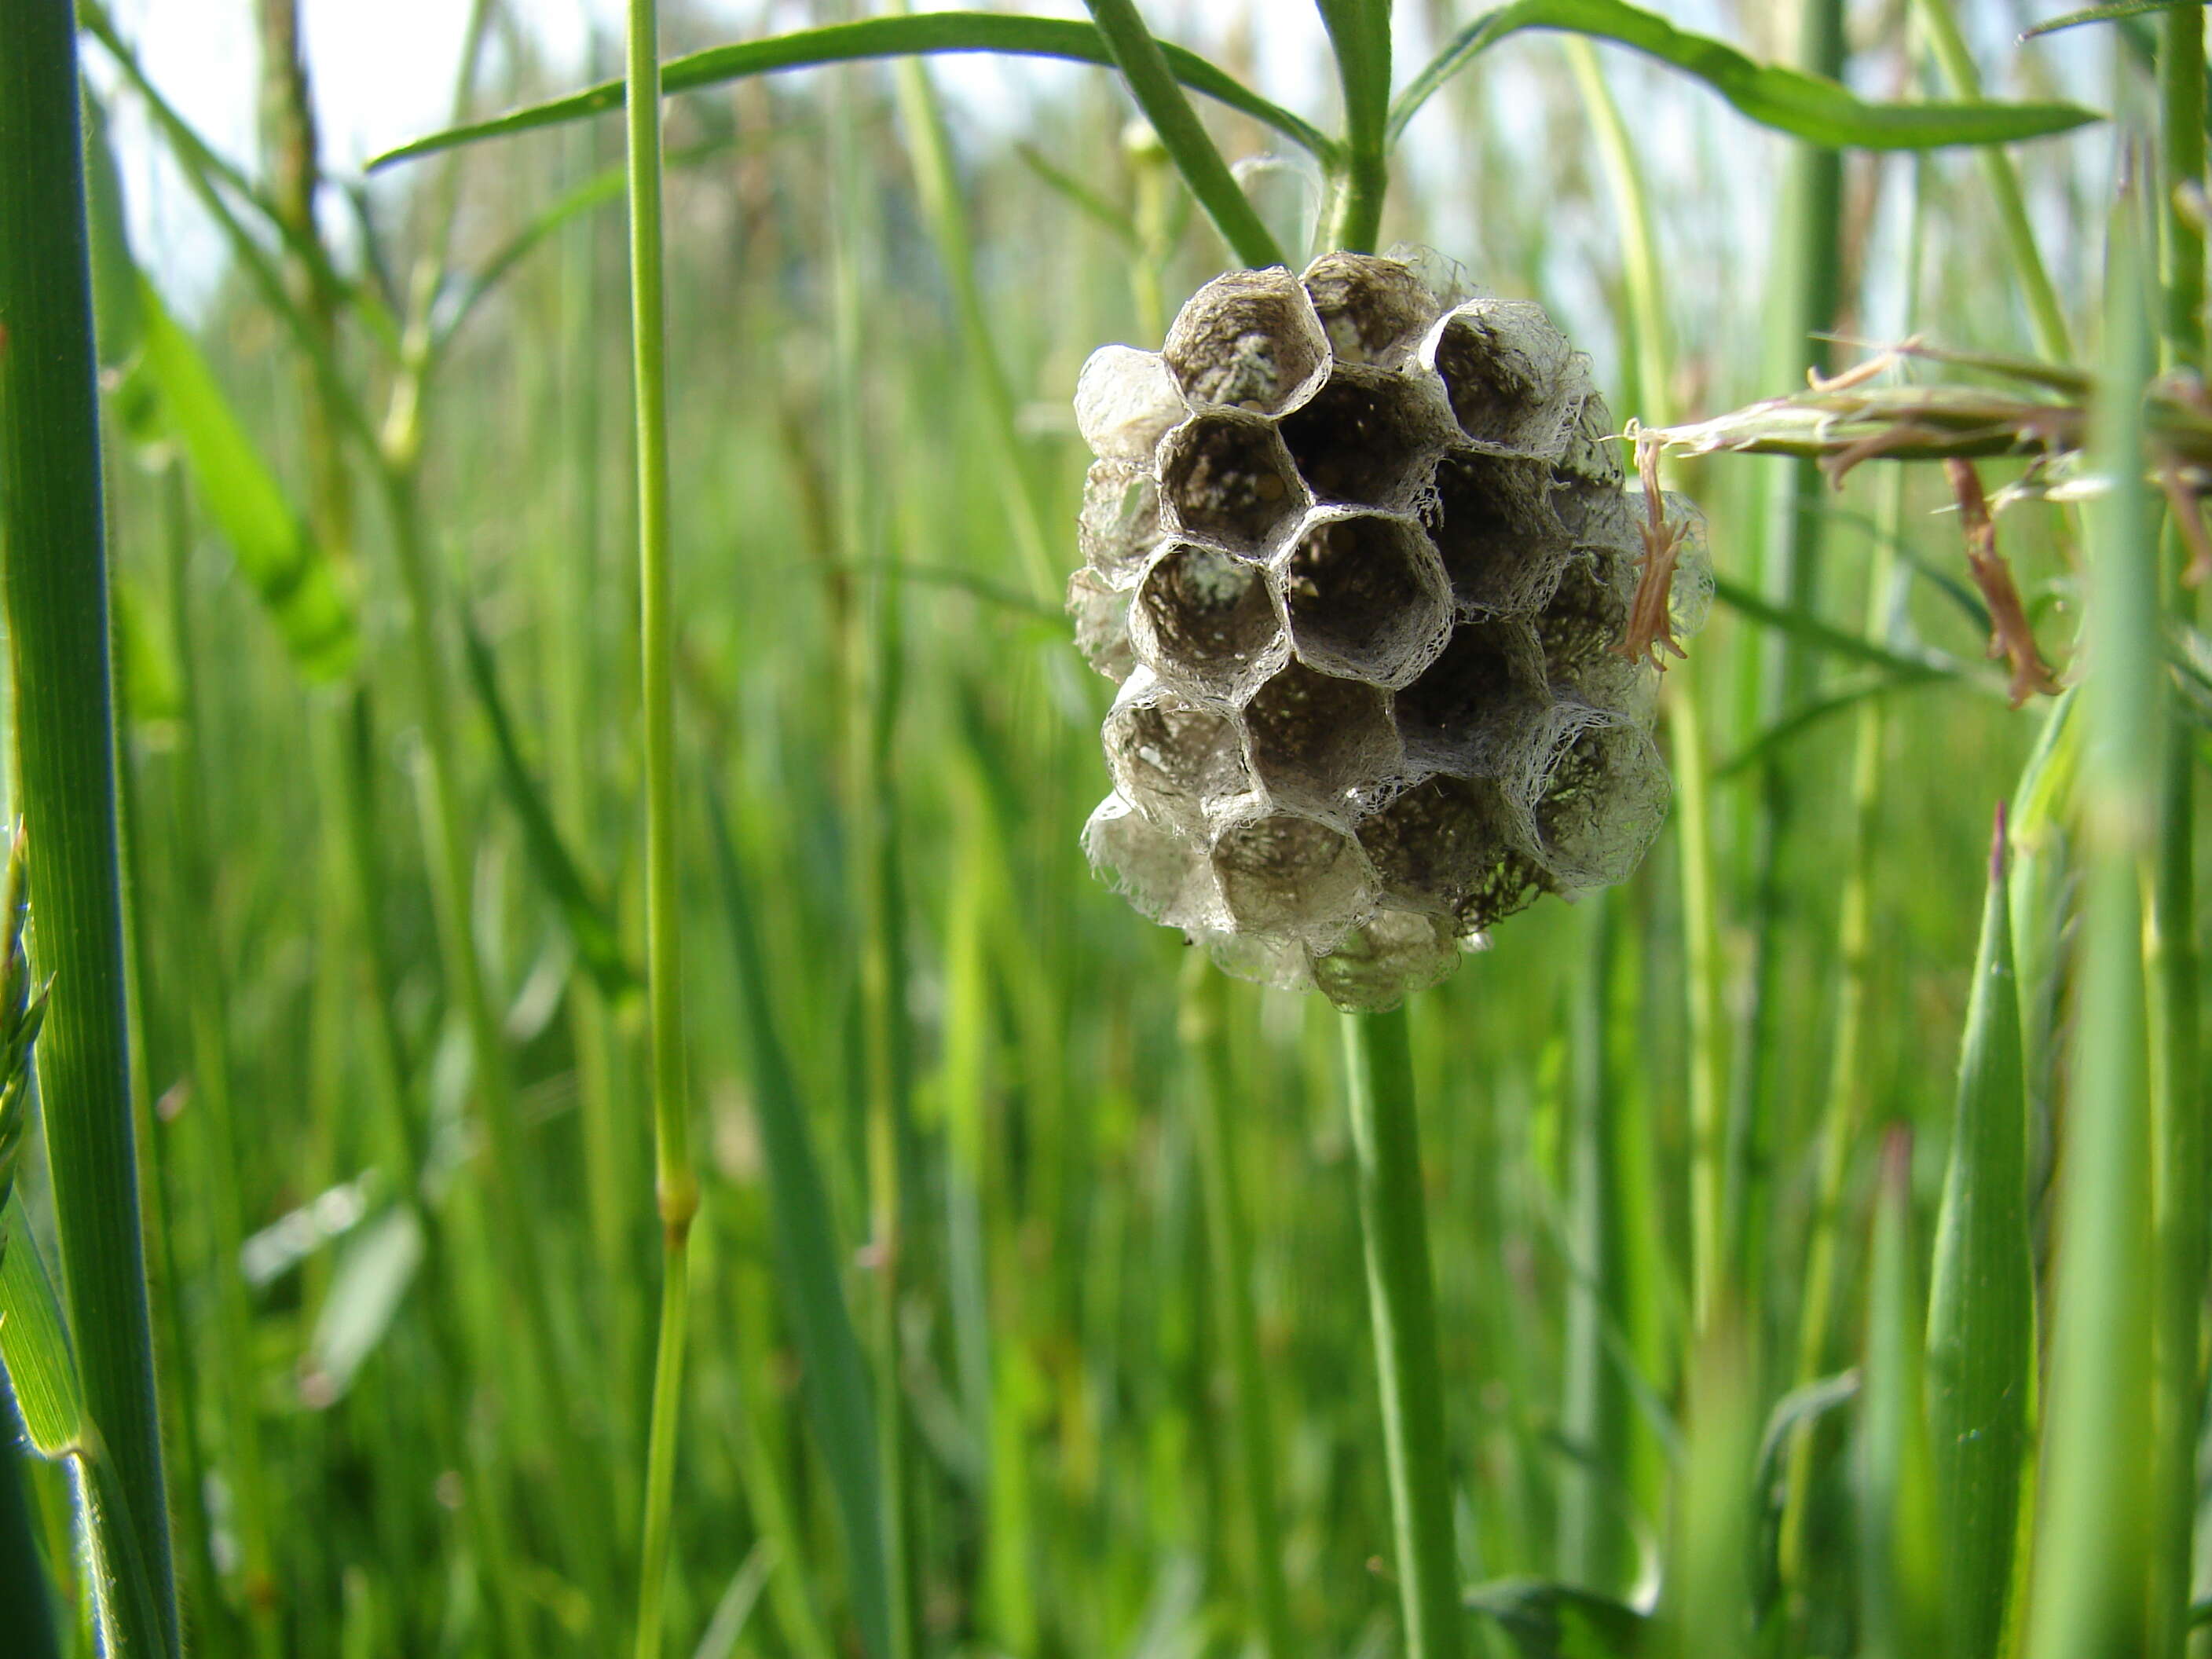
1424;300;1573;454
1281;512;1450;687
1242;661;1402;824
1426;450;1569;616
1309;908;1460;1012
1302;251;1441;367
1278;365;1449;511
1392;619;1548;777
1104;679;1251;834
1163;269;1331;417
1514;705;1670;890
1210;811;1377;947
1156;414;1306;550
1129;542;1285;703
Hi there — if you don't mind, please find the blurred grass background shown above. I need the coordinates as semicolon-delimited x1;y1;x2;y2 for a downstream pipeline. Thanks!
4;2;2195;1656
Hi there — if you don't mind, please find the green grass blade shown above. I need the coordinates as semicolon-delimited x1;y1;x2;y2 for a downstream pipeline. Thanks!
0;1199;88;1461
134;280;358;679
2022;2;2211;40
1914;0;2075;364
0;1199;167;1658
706;790;892;1659
1856;1129;1940;1659
1925;812;2034;1659
1081;0;1288;269
0;11;178;1648
458;616;639;1002
1462;1577;1649;1657
368;13;1333;171
2021;172;2161;1659
1388;0;2100;148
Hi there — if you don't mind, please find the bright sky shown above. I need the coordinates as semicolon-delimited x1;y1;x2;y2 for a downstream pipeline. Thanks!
93;0;1351;310
91;0;2102;333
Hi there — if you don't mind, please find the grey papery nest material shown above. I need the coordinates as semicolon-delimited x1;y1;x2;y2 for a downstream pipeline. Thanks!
1069;252;1713;1011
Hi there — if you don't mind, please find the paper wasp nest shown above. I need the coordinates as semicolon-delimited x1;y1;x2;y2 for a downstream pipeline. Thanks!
1071;253;1711;1011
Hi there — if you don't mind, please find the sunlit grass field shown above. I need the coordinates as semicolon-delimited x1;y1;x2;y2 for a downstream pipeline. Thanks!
2;2;2207;1657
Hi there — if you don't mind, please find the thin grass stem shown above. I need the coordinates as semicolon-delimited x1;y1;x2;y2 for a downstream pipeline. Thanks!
625;0;698;1650
1343;1006;1464;1659
1181;959;1295;1658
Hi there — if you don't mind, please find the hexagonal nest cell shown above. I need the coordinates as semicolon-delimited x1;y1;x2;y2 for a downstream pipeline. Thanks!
1302;251;1442;367
1157;415;1305;551
1130;542;1284;703
1210;811;1376;947
1243;661;1402;824
1309;909;1459;1010
1163;269;1330;417
1426;302;1572;454
1071;251;1708;1005
1104;683;1251;836
1278;366;1449;511
1392;620;1547;777
1280;512;1450;687
1427;450;1569;616
1515;707;1670;891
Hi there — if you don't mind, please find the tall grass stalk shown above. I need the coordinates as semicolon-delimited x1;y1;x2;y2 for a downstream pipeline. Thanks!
1777;156;1927;1610
624;0;698;1650
0;7;180;1654
2022;164;2159;1659
1912;0;2072;363
1180;960;1295;1659
1344;1007;1463;1659
159;465;280;1652
1732;0;1847;1321
2148;17;2205;1657
1559;33;1725;1338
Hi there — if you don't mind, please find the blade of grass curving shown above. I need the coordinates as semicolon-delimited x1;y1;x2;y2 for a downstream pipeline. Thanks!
1712;672;1952;781
1915;0;2075;364
1925;810;2034;1659
2023;2;2212;39
706;789;893;1659
134;280;358;679
1082;0;1287;268
459;615;639;1002
1316;0;1393;251
1345;1008;1465;1659
2022;167;2159;1659
1711;573;1966;679
1388;0;2100;148
0;9;178;1650
1856;1129;1940;1659
368;14;1332;172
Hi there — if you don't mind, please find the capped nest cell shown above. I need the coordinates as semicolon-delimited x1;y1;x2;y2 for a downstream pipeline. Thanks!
1068;252;1711;1010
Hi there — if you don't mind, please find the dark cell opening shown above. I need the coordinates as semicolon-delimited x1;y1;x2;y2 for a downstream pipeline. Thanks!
1243;661;1398;820
1279;369;1436;508
1159;416;1302;549
1283;515;1445;683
